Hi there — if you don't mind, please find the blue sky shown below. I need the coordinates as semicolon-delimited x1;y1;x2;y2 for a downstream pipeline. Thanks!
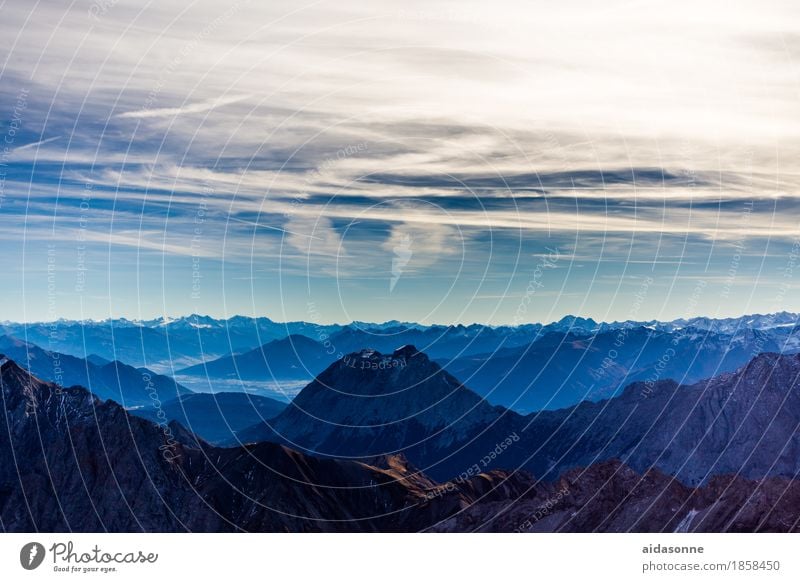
1;0;799;324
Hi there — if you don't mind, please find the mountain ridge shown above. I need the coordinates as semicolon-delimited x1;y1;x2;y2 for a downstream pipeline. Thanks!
3;355;800;532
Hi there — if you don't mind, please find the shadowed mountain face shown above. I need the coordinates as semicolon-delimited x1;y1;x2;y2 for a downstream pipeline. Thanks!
520;351;800;485
0;335;190;408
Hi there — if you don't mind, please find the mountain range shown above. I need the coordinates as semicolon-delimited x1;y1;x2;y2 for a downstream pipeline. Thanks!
3;310;800;532
440;325;798;412
179;334;337;380
8;311;795;373
236;344;800;487
3;354;799;532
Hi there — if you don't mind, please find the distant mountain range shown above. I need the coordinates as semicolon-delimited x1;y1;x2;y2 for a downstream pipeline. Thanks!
179;334;337;380
3;354;799;532
440;325;800;412
0;315;345;371
175;316;800;415
6;311;796;373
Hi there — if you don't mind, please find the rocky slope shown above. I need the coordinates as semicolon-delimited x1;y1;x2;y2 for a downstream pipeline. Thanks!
521;351;800;485
431;460;800;532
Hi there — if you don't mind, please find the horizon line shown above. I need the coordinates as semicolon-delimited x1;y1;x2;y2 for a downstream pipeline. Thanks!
3;310;799;329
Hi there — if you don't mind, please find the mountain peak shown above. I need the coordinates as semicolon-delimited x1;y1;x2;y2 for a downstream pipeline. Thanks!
0;354;32;384
245;346;513;471
340;345;425;370
551;315;599;331
724;350;800;387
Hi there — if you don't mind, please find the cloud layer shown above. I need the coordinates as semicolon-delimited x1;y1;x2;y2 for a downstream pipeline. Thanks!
0;0;799;323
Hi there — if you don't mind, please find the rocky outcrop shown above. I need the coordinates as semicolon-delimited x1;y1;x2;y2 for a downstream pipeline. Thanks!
432;460;800;533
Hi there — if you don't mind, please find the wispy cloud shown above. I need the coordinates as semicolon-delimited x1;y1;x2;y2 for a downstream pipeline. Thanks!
116;94;252;119
13;136;61;152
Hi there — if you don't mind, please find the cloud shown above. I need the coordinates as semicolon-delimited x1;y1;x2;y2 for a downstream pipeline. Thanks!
115;94;252;120
1;0;799;321
358;168;718;191
13;136;61;152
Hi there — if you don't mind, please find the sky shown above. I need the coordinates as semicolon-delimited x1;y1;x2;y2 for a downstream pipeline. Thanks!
0;0;799;324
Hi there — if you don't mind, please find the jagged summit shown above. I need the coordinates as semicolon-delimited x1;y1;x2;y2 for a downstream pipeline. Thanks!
333;344;428;375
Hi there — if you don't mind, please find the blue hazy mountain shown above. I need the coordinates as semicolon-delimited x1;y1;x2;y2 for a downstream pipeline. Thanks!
178;334;338;380
178;324;543;382
439;325;797;412
0;315;345;371
130;392;287;444
326;323;542;359
0;334;190;407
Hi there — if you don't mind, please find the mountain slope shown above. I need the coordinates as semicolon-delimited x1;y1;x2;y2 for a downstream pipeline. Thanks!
242;347;800;487
130;392;287;445
432;459;800;533
520;351;800;484
0;335;190;407
3;355;800;532
179;334;336;380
